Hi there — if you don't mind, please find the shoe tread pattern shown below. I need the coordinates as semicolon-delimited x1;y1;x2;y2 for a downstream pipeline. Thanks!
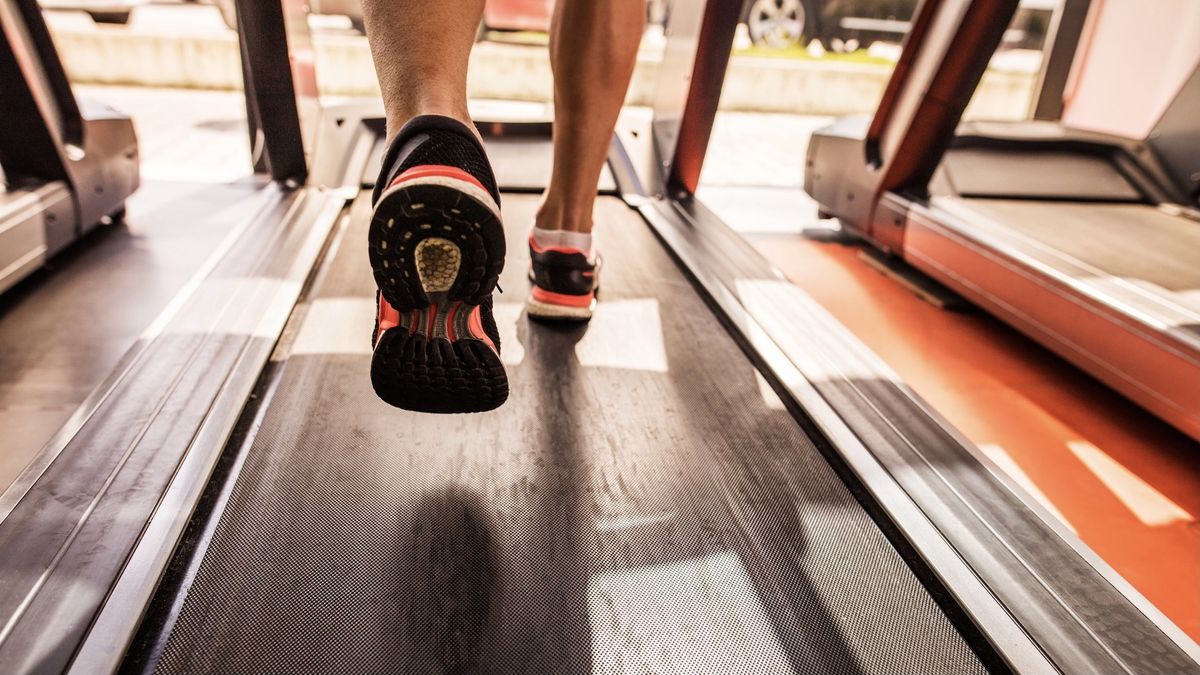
371;328;508;414
369;182;504;311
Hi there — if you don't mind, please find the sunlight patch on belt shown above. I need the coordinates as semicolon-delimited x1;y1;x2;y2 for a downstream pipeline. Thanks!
755;371;788;411
574;299;668;372
594;511;675;533
492;302;526;366
290;297;375;356
162;277;300;339
587;550;797;674
1067;441;1194;526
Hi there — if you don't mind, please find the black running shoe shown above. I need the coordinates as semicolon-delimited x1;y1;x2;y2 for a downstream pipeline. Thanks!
369;115;507;413
526;233;600;321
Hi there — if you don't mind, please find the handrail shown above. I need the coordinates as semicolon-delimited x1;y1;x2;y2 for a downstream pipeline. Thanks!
865;0;945;170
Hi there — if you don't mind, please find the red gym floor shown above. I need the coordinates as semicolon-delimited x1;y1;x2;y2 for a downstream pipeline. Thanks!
749;233;1200;642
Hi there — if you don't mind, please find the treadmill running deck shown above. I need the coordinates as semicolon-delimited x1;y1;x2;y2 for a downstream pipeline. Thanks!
956;198;1200;302
138;194;985;674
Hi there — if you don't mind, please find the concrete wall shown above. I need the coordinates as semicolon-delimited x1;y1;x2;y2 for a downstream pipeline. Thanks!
49;26;1035;119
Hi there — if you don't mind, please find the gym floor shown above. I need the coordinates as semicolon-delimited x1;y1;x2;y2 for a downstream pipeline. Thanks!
0;86;1194;642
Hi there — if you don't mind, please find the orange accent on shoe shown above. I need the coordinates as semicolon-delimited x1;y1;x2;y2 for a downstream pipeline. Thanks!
528;234;591;256
426;303;437;337
466;305;498;352
390;165;489;195
377;296;400;340
532;286;595;308
445;301;461;342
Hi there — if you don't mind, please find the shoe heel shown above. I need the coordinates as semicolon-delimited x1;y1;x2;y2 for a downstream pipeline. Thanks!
369;182;505;312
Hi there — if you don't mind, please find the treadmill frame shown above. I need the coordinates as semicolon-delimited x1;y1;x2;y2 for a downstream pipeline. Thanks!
804;0;1200;440
0;0;139;295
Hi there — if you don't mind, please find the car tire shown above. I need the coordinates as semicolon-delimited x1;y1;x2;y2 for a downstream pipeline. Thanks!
745;0;806;49
103;206;127;226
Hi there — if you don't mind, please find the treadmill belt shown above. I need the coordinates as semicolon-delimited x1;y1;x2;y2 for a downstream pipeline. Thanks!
148;193;985;674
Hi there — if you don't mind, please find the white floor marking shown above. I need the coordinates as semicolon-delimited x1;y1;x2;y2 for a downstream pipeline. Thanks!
977;444;1076;534
1067;441;1194;526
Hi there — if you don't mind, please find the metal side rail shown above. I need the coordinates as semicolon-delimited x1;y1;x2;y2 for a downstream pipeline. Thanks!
636;194;1200;675
0;183;346;674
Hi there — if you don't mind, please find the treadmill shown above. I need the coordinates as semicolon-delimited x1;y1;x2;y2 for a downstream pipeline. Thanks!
0;0;139;296
805;0;1200;441
0;1;1196;673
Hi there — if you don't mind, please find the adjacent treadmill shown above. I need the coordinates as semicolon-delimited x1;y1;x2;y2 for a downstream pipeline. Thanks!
0;0;139;295
0;1;1197;673
805;0;1200;441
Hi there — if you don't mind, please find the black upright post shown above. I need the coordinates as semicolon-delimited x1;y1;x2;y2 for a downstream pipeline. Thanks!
0;0;82;184
233;0;319;184
1030;0;1091;121
238;25;269;175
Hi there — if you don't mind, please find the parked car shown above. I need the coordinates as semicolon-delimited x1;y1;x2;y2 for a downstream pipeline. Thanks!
216;0;672;40
57;0;1049;53
814;0;919;50
478;0;670;38
806;0;1057;51
481;0;553;35
742;0;810;49
213;0;363;32
37;0;148;25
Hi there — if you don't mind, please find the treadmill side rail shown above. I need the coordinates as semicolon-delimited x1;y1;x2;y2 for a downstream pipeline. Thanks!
0;0;139;293
0;186;345;674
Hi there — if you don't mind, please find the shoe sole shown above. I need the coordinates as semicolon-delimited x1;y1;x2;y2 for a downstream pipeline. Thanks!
368;170;508;413
524;272;596;322
525;294;595;322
